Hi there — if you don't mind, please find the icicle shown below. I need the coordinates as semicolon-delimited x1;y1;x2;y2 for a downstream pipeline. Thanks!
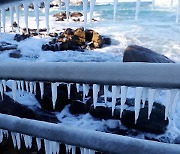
112;86;117;116
76;83;80;93
170;0;174;9
90;0;96;24
165;89;178;120
80;148;84;154
134;87;143;123
0;10;1;37
1;8;5;32
23;135;32;149
15;133;21;150
23;3;29;33
65;0;70;21
17;81;21;95
142;88;148;108
83;84;90;101
29;82;33;94
44;139;50;154
176;0;180;23
2;80;6;92
72;146;76;154
33;1;40;33
155;89;161;100
120;86;128;118
9;6;14;30
0;82;3;100
11;132;17;148
148;89;156;119
83;0;88;29
93;84;100;108
104;85;109;104
39;82;44;99
65;144;71;153
0;129;3;143
25;81;29;92
89;149;95;154
67;83;71;99
59;0;62;13
152;0;155;10
113;0;118;22
44;0;50;33
12;80;17;101
33;82;36;95
84;148;89;154
135;0;141;20
2;130;8;138
15;4;20;32
36;138;41;151
116;86;121;98
20;81;24;95
51;83;58;109
53;142;60;154
171;91;180;118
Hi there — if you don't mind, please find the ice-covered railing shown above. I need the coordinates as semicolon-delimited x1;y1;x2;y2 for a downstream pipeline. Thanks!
0;62;180;153
0;62;180;123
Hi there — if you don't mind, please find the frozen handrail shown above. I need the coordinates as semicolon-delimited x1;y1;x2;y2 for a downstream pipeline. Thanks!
0;113;179;154
0;62;180;88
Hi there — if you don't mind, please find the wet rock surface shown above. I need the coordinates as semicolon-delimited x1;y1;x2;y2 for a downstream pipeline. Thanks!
123;45;174;63
42;27;111;51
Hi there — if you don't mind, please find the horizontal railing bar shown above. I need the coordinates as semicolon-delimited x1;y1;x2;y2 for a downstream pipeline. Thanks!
0;62;180;88
0;113;179;154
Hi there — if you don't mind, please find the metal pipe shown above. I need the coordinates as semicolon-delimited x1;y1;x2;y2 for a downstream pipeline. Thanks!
0;113;179;154
0;62;180;88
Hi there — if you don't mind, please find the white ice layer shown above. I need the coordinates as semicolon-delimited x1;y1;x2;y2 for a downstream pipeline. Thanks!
23;3;29;33
83;0;88;29
67;83;71;99
1;8;6;32
135;0;141;20
15;4;20;32
25;81;29;92
33;1;40;33
104;85;109;104
44;139;50;154
83;84;90;101
113;0;118;22
44;1;50;33
22;134;32;149
112;86;117;116
135;87;143;123
9;6;14;30
93;84;100;108
142;87;148;108
12;80;17;101
148;89;156;119
36;138;41;151
76;83;80;93
49;141;59;154
65;0;70;21
51;83;58;109
39;82;44;99
30;82;33;94
90;0;96;24
120;86;128;118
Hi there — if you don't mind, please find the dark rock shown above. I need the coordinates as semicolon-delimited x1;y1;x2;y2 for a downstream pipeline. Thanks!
174;136;180;144
9;50;22;58
85;29;93;42
69;100;89;114
123;45;174;63
42;44;49;51
70;12;83;18
12;22;18;28
49;33;58;37
103;37;111;45
0;94;58;123
121;103;169;134
0;42;17;51
14;34;30;42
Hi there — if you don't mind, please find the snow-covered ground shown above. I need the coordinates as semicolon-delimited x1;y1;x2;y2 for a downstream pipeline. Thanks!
1;0;180;143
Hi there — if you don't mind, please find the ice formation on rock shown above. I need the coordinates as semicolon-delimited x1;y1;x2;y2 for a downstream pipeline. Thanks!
135;87;143;123
120;86;128;118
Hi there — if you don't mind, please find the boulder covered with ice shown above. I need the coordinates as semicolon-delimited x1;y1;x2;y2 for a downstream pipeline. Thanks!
123;45;174;63
0;42;17;51
42;27;111;51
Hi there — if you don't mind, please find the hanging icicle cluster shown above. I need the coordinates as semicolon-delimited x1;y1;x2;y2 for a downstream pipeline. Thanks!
0;128;96;154
0;0;51;34
0;79;179;123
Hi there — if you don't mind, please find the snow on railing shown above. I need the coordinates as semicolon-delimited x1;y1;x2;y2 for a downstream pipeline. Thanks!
0;62;180;123
0;113;180;154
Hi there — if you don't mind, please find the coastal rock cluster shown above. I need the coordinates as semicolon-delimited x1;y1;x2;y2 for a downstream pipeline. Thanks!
42;27;111;51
